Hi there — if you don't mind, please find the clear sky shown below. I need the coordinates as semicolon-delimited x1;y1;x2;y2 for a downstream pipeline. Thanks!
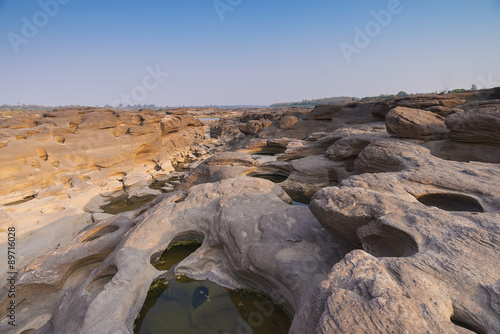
0;0;499;107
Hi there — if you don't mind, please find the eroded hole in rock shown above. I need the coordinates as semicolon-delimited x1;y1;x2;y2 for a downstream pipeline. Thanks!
174;194;188;204
417;194;484;212
100;195;158;214
249;170;290;184
85;265;118;295
328;169;339;186
450;307;487;334
285;189;311;207
173;160;194;172
151;234;204;271
4;195;36;206
36;147;48;161
150;176;183;193
81;226;119;242
134;144;159;166
20;329;36;334
254;145;287;156
152;240;202;271
134;276;293;334
139;235;292;334
360;226;418;258
276;155;302;162
344;157;356;172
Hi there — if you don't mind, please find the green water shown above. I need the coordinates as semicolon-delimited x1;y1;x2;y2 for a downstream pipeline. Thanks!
100;195;158;214
153;242;202;271
136;242;293;334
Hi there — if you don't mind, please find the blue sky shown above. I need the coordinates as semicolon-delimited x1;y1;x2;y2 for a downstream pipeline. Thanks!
0;0;499;106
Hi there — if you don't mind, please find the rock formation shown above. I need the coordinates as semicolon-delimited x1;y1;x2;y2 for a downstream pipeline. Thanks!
0;88;499;334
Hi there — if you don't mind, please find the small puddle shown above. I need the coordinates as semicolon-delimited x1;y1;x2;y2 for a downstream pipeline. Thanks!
136;241;293;334
153;241;202;271
100;195;158;215
174;161;193;172
196;117;220;122
287;191;311;207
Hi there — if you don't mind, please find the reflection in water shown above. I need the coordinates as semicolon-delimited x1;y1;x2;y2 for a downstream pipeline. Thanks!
135;275;292;334
153;241;202;271
100;195;158;215
136;242;292;334
287;190;311;207
292;201;308;207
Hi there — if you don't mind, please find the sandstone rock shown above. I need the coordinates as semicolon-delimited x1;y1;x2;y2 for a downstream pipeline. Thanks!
160;116;181;134
209;121;240;139
0;90;499;334
0;178;352;333
386;106;449;140
423;140;500;164
325;136;372;160
238;119;273;135
278;116;298;129
177;152;257;190
0;109;206;204
445;106;500;145
301;139;500;334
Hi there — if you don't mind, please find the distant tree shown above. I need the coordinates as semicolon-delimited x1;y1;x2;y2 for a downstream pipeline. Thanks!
397;91;409;97
471;84;477;91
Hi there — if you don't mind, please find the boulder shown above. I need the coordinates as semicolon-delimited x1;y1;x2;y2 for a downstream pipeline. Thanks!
301;139;500;334
445;106;500;145
385;106;449;140
238;119;273;135
278;116;298;129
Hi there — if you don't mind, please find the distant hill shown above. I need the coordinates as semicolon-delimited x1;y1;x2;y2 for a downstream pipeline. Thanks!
270;88;481;108
271;96;358;108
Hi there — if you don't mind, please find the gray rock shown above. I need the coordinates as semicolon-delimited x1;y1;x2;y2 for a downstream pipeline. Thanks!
385;106;449;140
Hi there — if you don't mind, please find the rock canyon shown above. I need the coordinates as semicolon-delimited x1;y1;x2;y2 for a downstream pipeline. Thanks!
1;88;499;333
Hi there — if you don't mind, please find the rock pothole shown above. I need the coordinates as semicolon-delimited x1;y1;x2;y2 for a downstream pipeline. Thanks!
417;193;484;212
84;265;118;296
81;226;120;242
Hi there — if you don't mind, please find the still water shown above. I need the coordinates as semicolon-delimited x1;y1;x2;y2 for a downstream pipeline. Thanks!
135;242;293;334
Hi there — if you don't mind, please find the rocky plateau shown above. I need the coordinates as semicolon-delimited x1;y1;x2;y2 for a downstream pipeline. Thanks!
0;88;499;333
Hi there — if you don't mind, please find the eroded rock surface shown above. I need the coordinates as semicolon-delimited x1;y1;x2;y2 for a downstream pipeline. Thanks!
297;140;500;334
0;178;352;333
385;106;449;140
0;89;499;334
